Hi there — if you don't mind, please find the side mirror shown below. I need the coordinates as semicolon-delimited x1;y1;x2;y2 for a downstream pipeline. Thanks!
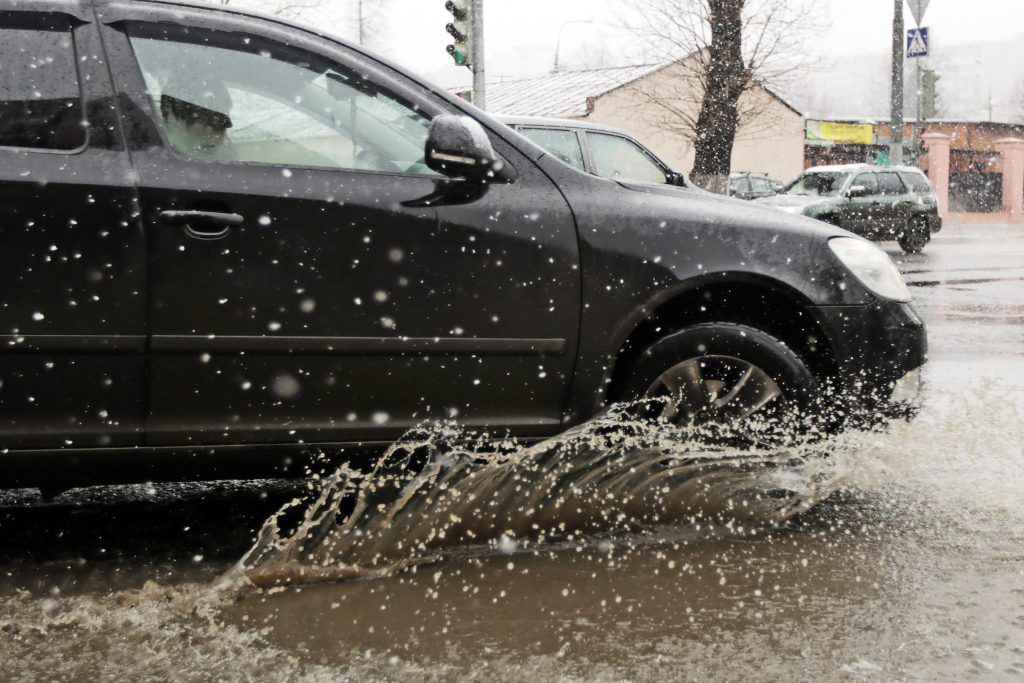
666;172;687;187
425;115;517;183
848;185;871;198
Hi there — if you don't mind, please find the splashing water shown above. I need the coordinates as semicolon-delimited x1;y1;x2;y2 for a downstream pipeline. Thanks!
220;406;850;590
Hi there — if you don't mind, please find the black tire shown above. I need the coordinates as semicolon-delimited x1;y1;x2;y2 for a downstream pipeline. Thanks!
619;323;817;434
898;215;930;254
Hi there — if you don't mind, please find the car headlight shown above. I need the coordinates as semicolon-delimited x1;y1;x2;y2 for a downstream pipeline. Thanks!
828;237;910;302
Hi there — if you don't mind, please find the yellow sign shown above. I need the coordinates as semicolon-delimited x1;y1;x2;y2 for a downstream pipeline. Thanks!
806;120;875;145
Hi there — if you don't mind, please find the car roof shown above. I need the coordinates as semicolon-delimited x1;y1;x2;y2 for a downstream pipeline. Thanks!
494;114;627;134
803;163;927;175
802;163;874;174
892;165;928;175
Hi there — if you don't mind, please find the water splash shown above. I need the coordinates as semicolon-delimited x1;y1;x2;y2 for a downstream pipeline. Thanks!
221;406;848;590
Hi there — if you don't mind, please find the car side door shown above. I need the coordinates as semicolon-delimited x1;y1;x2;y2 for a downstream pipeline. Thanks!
0;5;146;453
876;171;912;237
99;2;581;447
842;172;880;234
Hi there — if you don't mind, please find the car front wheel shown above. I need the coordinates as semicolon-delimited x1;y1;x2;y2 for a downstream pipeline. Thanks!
620;323;816;436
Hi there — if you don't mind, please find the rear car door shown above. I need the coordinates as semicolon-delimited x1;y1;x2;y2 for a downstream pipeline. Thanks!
877;171;912;236
0;5;146;452
842;172;880;234
99;2;580;446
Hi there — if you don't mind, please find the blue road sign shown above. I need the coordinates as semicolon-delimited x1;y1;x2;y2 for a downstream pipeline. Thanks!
907;27;929;58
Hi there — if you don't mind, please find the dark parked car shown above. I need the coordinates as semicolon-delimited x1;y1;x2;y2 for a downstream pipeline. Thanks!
0;1;925;490
756;164;942;253
729;172;785;200
497;115;689;188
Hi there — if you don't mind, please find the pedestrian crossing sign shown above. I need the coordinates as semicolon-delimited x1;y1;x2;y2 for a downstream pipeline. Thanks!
907;27;929;58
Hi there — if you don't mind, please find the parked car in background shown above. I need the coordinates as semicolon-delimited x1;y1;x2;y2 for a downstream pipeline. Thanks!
497;115;690;188
729;172;786;200
0;1;925;491
755;164;942;253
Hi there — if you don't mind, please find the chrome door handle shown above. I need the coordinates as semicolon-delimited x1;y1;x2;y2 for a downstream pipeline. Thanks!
159;210;243;239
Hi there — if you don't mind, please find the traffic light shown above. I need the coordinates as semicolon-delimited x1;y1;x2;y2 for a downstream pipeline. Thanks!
922;69;940;120
445;0;473;68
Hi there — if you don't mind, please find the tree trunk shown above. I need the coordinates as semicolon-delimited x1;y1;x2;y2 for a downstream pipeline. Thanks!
690;0;747;193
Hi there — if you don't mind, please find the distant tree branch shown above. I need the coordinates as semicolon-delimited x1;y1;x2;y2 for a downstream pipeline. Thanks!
619;0;820;189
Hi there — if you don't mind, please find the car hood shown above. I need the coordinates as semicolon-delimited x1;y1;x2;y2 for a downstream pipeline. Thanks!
613;180;851;241
753;193;838;210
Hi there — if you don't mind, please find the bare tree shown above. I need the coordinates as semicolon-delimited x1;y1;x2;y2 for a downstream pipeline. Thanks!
622;0;818;192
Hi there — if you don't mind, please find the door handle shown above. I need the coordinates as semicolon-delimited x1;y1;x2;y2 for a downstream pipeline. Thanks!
159;210;243;239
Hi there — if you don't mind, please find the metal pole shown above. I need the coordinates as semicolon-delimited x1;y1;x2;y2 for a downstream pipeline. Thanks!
914;57;922;164
472;0;485;110
890;0;904;166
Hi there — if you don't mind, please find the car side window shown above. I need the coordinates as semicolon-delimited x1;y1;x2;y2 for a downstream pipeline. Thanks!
586;132;668;185
517;127;585;171
0;14;85;150
731;177;750;194
125;22;438;175
852;173;879;195
878;172;906;196
898;171;932;194
750;177;772;193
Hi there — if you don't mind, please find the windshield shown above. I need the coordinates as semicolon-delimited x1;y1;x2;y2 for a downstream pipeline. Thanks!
785;172;850;197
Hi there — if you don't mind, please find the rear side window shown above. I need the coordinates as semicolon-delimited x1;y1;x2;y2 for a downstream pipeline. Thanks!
0;14;84;150
852;173;879;195
898;171;932;194
877;172;906;195
517;127;585;171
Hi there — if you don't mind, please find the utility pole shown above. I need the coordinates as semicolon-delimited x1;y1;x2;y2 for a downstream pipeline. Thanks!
471;0;485;110
889;0;904;166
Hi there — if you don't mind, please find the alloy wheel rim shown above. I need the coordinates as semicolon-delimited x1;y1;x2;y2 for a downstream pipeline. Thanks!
643;355;783;426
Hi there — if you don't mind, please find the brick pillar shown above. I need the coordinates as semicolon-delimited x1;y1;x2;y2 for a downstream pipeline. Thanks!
922;133;951;217
994;137;1024;223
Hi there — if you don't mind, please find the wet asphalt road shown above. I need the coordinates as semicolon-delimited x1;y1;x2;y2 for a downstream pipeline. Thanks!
1;222;1023;681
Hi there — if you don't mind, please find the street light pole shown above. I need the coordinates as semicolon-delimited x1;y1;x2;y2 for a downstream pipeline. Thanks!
890;0;905;166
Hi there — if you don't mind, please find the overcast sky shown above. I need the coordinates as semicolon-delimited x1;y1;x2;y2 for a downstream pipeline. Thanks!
287;0;1024;90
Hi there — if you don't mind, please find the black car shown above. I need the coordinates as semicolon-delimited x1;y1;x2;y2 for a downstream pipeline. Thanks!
0;0;925;490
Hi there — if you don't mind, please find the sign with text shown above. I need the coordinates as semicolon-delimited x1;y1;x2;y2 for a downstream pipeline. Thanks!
806;120;875;145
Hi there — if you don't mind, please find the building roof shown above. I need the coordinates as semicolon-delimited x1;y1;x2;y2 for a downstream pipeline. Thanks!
485;64;663;118
485;62;803;120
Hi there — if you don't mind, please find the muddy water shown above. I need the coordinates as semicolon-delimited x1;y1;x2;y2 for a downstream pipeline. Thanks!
2;225;1023;681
